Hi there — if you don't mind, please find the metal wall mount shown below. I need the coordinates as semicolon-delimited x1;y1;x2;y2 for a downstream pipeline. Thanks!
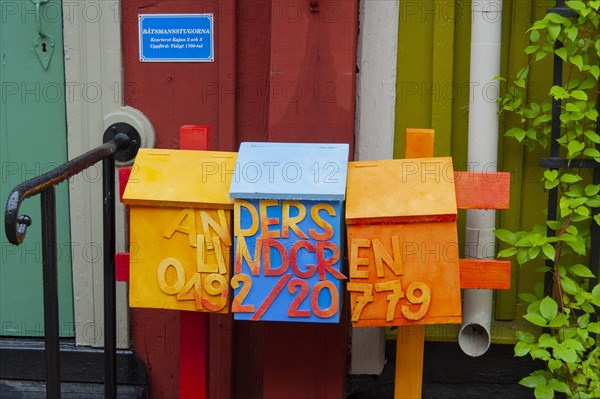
102;123;141;164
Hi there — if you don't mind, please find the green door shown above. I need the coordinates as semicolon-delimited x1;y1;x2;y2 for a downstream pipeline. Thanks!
1;0;74;337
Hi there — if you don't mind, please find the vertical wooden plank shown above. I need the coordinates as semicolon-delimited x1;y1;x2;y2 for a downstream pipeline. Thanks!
178;127;209;399
130;308;180;398
122;0;235;151
430;0;455;156
236;0;272;144
395;325;425;399
122;1;237;397
393;128;435;399
495;0;532;320
257;1;357;398
267;0;357;154
394;0;434;159
233;2;271;396
180;311;207;399
405;129;435;159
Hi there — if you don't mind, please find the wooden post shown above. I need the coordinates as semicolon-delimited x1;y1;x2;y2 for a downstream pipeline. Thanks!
178;125;210;399
394;128;435;399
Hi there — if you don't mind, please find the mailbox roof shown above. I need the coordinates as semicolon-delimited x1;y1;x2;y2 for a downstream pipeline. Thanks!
229;142;349;201
345;157;457;224
122;148;237;208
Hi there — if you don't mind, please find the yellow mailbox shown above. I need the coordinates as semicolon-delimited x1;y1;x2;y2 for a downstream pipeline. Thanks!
122;148;237;313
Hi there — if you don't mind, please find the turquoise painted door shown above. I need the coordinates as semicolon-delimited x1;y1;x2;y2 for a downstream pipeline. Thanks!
0;0;74;337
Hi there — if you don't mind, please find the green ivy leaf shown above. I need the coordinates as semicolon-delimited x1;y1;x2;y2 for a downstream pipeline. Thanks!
520;374;546;388
498;247;518;257
584;131;600;144
548;359;562;372
570;264;595;278
541;243;556;260
538;334;558;348
561;173;583;183
569;55;584;71
548;314;570;328
531;349;551;361
550;86;569;100
515;341;532;357
519;293;538;303
585;184;600;196
548;379;570;394
566;237;586;255
544;170;559;181
570;90;588;101
567;141;585;158
554;345;577;363
577;313;590;328
561;276;579;295
588;322;600;334
534;384;555;399
566;0;586;11
495;229;518;245
555;47;568;61
540;296;558;320
524;313;548;327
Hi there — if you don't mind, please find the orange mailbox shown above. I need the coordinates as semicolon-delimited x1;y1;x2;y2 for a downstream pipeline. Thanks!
122;148;237;312
345;157;462;327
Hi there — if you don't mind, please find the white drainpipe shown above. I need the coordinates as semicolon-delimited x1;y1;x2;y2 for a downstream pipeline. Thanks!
458;0;503;357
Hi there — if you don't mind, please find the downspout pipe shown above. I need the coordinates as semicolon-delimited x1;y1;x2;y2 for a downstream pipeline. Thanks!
458;0;503;357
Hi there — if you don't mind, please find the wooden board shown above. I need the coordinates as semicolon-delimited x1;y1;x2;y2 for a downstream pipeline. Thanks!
347;222;462;327
232;199;345;323
232;1;358;397
454;171;511;210
459;259;511;290
346;158;457;225
405;129;435;159
122;149;237;209
129;206;232;313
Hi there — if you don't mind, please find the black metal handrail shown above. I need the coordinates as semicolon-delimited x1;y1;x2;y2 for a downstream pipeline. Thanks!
4;131;137;399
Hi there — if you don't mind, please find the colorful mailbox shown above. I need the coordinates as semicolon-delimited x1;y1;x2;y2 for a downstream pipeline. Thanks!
345;157;462;327
229;142;349;323
122;148;237;312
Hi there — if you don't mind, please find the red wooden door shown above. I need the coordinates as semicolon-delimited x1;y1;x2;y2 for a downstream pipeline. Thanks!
121;1;357;397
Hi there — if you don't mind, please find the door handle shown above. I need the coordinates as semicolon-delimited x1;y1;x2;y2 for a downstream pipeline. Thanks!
31;0;55;70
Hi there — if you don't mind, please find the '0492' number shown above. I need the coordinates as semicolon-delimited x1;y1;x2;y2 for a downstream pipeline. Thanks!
157;257;228;311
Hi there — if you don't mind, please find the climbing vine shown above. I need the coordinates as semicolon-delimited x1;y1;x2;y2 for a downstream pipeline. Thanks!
495;1;599;398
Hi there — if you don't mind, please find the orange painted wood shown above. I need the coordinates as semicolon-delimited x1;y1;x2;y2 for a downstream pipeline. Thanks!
347;222;462;327
395;325;425;399
345;158;457;225
454;171;511;210
459;259;512;290
405;128;435;159
393;128;433;399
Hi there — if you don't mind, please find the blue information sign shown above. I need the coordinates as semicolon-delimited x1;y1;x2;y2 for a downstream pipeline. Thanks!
139;14;214;62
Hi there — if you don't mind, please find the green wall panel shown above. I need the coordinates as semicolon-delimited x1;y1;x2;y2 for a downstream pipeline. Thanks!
0;0;74;337
395;0;554;343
